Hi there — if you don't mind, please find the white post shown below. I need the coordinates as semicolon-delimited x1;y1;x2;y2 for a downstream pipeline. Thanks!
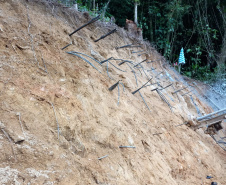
134;2;138;25
179;64;181;74
93;0;95;14
73;3;78;10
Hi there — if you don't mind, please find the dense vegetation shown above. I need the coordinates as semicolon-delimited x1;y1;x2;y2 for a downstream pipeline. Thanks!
57;0;225;82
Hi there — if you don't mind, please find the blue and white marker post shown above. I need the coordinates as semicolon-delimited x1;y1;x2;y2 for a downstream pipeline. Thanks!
178;47;185;73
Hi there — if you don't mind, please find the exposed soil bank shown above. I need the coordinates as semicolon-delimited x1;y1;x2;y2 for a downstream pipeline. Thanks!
0;0;225;184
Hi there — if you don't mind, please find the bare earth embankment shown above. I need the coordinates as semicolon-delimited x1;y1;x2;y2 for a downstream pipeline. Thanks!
0;0;225;184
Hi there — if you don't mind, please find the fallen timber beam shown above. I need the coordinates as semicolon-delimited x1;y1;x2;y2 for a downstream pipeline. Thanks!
195;116;225;129
133;59;147;68
159;83;173;90
61;43;72;50
101;57;133;66
109;81;121;91
197;108;226;121
94;28;117;42
118;60;133;66
193;108;226;131
132;78;153;95
69;15;100;36
101;57;114;64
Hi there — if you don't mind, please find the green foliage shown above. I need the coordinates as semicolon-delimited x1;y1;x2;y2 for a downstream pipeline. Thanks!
56;0;225;83
137;0;224;83
183;63;221;82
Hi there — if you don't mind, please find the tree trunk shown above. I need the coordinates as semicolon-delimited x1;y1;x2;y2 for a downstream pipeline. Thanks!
88;0;92;10
148;1;153;41
164;10;175;58
164;32;171;57
214;2;226;86
134;2;138;25
217;2;226;71
102;0;111;18
218;25;226;66
93;0;95;14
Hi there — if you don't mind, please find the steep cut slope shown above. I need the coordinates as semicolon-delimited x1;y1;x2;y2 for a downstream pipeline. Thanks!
0;0;225;185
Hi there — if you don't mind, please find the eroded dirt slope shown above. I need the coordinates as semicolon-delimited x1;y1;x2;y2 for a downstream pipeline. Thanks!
0;0;225;184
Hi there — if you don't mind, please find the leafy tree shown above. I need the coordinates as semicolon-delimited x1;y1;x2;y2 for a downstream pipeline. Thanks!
56;0;225;82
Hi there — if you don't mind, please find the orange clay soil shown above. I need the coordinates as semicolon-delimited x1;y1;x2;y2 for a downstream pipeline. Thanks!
0;0;225;184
